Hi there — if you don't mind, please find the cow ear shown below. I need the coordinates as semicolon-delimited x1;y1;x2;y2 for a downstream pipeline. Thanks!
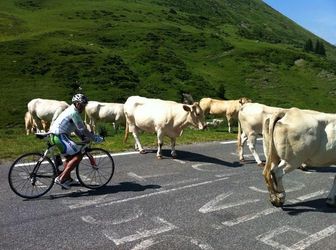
183;105;191;112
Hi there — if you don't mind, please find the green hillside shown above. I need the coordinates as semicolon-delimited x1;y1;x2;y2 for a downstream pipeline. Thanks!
1;0;336;129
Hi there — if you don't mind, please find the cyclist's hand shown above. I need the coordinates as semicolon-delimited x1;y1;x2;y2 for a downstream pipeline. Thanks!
93;135;104;143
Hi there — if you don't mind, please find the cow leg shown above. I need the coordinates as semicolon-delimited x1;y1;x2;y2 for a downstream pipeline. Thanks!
91;120;96;134
35;119;45;132
263;161;278;204
226;115;232;133
238;131;248;162
156;130;164;159
270;161;298;207
326;175;336;207
132;128;145;154
247;133;263;166
170;137;177;158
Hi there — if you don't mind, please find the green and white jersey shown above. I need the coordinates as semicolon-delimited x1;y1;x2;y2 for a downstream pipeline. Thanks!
49;104;86;135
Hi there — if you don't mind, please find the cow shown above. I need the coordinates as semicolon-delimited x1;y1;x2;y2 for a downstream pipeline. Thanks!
27;98;68;132
199;97;251;133
24;111;50;135
84;101;125;133
123;96;205;159
205;118;224;128
237;103;285;167
262;108;336;207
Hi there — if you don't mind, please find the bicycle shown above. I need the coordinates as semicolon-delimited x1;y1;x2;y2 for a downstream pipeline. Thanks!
8;132;115;199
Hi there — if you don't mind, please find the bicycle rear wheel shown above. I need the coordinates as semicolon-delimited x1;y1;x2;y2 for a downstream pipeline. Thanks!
8;153;56;198
76;148;114;189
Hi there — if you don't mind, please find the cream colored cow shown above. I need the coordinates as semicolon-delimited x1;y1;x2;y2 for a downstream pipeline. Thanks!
85;101;125;133
237;103;285;166
200;97;251;133
24;111;50;135
263;108;336;207
124;96;205;159
27;98;69;131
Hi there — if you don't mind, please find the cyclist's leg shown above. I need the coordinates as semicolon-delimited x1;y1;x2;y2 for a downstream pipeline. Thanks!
60;153;82;181
52;134;82;183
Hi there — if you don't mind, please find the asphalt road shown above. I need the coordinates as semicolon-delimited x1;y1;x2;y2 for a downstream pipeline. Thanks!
1;140;335;250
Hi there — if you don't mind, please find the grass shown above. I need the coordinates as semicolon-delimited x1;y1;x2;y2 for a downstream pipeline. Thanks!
0;0;336;159
0;123;237;163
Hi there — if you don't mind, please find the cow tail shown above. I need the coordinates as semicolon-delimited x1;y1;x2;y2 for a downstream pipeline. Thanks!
237;119;242;153
263;110;286;191
123;119;129;144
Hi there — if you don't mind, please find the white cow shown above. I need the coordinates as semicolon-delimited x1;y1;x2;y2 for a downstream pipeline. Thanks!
124;96;205;159
263;108;336;207
24;111;50;135
27;98;69;132
200;97;251;133
85;101;125;133
237;103;285;167
205;118;224;128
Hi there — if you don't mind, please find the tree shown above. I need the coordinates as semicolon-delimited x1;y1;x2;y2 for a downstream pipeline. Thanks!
217;83;227;100
315;40;326;56
304;39;313;52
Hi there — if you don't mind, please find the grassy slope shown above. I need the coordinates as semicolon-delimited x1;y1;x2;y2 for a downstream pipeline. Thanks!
0;0;336;131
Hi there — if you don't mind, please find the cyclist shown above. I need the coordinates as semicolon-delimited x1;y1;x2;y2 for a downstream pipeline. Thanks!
49;94;103;189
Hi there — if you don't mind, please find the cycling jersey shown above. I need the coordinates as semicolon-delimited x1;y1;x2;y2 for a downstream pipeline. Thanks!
49;104;86;135
49;104;89;156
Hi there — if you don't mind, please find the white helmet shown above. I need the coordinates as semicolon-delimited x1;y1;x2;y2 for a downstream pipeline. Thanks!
72;94;88;104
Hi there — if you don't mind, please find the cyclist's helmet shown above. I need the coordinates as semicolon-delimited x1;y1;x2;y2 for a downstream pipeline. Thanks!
72;94;89;105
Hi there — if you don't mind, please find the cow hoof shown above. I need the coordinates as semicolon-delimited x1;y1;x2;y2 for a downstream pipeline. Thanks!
298;165;308;171
270;198;284;207
139;150;146;154
258;162;265;168
326;198;336;207
157;156;163;160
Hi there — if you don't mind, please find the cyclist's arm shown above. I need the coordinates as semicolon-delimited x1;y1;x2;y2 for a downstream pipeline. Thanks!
71;113;95;140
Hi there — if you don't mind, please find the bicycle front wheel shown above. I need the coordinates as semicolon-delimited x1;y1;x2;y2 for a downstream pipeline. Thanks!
8;153;56;199
76;148;114;189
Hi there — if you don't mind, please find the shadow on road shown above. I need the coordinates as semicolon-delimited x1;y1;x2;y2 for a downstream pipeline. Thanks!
150;149;243;168
31;182;161;200
300;166;336;173
282;198;336;215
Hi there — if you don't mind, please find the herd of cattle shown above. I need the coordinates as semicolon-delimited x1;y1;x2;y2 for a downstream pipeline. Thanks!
24;96;336;208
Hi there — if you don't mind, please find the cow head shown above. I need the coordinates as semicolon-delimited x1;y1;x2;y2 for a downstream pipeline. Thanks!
183;102;205;130
239;97;252;105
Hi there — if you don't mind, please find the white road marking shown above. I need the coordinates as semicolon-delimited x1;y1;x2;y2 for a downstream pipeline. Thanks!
164;178;200;186
199;192;259;213
290;225;336;250
173;159;186;164
81;210;143;225
256;225;336;250
191;163;224;172
287;190;328;204
220;190;327;227
219;138;262;145
64;195;114;209
256;226;308;250
103;217;177;246
127;172;146;181
127;172;179;181
131;239;156;250
131;236;214;250
249;180;305;194
222;207;279;227
96;177;229;208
